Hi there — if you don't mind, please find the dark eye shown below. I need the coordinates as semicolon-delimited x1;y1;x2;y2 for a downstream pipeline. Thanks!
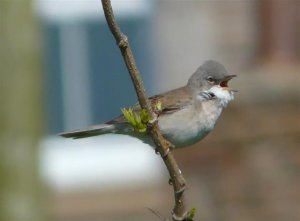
207;76;214;83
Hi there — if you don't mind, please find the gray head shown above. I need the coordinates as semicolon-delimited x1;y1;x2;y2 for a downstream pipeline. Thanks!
187;60;236;91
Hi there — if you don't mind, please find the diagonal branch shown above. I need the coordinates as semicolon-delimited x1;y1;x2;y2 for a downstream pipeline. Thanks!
101;1;188;220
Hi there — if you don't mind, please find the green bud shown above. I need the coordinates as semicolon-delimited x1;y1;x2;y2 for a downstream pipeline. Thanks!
186;208;196;221
121;108;150;133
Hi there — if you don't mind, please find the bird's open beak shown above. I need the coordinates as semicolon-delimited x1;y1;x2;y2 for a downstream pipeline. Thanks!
219;75;237;92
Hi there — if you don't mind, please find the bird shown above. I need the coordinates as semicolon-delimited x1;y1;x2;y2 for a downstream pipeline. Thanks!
60;60;236;148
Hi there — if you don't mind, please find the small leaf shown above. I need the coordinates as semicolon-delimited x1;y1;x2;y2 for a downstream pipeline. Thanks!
185;208;196;221
121;107;150;133
140;109;150;124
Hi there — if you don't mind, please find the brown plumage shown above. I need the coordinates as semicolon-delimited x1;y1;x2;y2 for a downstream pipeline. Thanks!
60;60;236;148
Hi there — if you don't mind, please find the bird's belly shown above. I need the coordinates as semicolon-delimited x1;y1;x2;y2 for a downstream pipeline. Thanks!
158;107;216;148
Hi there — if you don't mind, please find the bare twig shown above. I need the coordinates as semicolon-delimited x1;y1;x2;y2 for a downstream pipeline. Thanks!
146;207;168;221
101;1;188;220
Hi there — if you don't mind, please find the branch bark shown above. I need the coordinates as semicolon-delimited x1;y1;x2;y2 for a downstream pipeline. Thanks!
101;1;188;220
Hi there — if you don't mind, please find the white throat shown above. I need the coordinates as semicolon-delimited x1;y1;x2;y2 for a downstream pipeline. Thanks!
209;85;234;107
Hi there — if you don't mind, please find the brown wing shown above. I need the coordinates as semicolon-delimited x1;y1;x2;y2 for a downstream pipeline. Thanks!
149;86;192;114
107;86;192;124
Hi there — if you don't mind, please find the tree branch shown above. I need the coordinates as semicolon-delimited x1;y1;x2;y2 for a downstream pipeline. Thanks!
101;1;188;220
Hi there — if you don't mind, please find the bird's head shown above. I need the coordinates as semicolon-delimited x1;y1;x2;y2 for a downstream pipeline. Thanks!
187;60;236;104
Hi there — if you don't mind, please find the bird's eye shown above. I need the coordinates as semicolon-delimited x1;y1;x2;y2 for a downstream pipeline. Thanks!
207;76;214;83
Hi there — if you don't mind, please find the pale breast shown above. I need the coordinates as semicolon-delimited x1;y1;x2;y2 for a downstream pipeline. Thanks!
197;101;223;132
158;102;223;148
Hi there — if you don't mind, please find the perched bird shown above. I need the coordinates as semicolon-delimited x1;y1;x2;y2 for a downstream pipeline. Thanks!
60;60;236;148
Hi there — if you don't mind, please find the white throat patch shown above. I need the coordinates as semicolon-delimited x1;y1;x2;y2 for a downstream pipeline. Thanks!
209;86;234;107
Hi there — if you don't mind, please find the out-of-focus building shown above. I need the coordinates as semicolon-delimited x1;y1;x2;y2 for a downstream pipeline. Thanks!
1;0;299;221
39;1;300;221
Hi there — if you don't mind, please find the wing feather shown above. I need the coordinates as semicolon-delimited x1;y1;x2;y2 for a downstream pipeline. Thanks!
107;86;192;124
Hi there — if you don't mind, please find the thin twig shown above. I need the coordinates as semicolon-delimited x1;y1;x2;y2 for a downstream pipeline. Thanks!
146;207;169;221
100;1;188;220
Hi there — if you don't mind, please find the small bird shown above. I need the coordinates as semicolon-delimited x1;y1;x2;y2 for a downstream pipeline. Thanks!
60;60;236;148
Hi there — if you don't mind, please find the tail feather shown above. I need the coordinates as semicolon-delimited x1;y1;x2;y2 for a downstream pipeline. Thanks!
59;124;122;139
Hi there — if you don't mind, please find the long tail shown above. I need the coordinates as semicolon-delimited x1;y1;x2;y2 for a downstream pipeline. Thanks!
59;123;127;139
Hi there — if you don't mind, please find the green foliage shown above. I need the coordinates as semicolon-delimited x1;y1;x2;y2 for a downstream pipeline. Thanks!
185;208;197;221
121;108;150;133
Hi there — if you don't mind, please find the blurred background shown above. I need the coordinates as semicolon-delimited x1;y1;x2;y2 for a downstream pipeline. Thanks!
0;0;299;221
